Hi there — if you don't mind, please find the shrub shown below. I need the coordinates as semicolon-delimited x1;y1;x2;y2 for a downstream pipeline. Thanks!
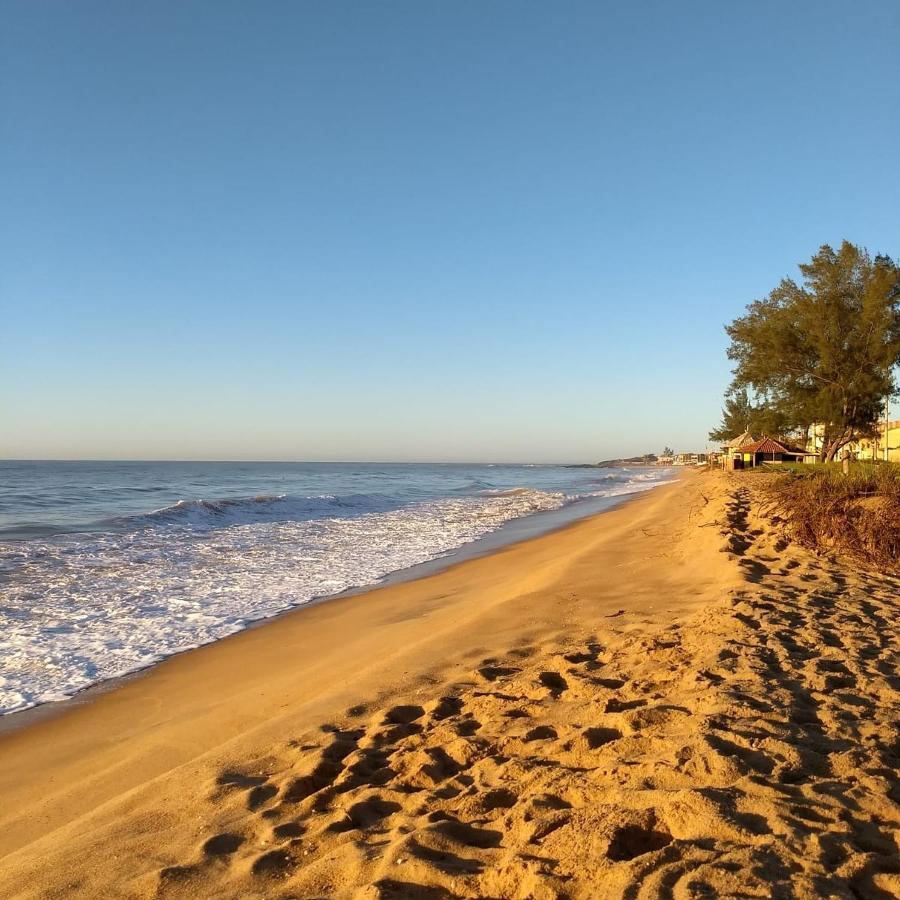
767;463;900;571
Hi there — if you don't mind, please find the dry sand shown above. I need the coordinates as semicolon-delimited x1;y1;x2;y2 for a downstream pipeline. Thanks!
0;471;899;898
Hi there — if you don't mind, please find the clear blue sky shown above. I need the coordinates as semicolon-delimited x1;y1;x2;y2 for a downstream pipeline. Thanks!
3;1;898;462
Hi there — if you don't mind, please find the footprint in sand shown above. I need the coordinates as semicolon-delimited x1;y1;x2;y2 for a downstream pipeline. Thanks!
328;797;401;833
477;665;520;682
454;717;481;736
251;849;294;877
604;697;646;713
583;726;621;749
202;833;245;856
384;704;425;725
430;696;463;720
524;725;558;742
538;671;568;695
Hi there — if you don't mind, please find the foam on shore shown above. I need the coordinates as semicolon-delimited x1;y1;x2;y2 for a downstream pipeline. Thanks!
0;471;671;715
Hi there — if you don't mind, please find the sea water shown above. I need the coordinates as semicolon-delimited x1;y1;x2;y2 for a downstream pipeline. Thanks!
0;460;672;715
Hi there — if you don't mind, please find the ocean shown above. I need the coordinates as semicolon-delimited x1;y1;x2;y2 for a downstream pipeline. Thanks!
0;460;672;716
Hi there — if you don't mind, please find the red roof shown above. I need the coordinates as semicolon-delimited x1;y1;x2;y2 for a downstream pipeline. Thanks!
739;436;808;456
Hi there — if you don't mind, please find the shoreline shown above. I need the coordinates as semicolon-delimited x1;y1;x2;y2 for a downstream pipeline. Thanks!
0;478;673;734
0;475;703;862
2;470;898;898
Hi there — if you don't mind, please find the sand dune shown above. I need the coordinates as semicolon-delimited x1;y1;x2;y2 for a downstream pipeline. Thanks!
1;473;899;898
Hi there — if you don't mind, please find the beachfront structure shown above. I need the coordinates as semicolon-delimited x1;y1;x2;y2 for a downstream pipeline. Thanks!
850;419;900;463
726;435;810;469
721;431;756;468
673;452;707;466
805;420;900;462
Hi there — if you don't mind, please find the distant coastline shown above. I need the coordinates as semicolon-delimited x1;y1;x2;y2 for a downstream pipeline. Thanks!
566;454;659;468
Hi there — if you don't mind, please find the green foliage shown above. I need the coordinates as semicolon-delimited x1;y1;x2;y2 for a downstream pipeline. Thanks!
708;388;788;443
661;446;674;457
722;241;900;461
775;460;899;486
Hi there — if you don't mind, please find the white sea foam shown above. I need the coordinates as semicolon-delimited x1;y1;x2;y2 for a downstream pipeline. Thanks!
0;471;672;715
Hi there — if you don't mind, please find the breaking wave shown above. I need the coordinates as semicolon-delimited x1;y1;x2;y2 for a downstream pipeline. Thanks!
0;468;672;716
132;492;398;527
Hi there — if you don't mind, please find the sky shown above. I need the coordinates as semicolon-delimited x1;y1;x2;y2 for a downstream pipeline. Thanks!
2;1;899;463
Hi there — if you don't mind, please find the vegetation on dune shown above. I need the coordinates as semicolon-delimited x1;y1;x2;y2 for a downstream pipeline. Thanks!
767;462;900;572
708;240;900;568
711;241;900;460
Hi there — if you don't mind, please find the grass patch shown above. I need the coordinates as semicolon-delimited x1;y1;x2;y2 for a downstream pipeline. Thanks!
767;462;900;572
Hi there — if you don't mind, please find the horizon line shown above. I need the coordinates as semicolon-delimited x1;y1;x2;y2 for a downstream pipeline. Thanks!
0;455;674;466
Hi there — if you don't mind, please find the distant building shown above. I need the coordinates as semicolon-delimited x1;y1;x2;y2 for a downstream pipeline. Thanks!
806;420;900;462
673;452;707;466
851;420;900;463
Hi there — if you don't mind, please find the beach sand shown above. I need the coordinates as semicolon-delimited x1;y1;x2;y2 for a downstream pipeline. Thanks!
1;471;899;898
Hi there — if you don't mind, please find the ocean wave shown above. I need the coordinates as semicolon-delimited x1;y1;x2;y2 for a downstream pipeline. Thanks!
144;494;287;518
454;478;496;492
585;470;674;497
586;473;629;484
0;473;673;716
0;522;73;541
478;486;531;497
630;470;671;481
127;492;399;527
0;488;567;715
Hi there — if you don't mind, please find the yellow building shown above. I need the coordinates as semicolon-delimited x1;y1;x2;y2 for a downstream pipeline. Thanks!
806;420;900;462
852;419;900;462
720;431;756;468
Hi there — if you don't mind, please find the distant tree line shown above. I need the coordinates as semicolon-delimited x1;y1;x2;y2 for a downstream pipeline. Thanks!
711;241;900;461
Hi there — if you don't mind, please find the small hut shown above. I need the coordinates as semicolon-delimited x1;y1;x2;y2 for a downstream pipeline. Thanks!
735;436;809;468
722;431;756;469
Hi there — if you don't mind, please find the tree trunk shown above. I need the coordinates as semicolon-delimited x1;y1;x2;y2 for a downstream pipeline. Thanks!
824;434;854;463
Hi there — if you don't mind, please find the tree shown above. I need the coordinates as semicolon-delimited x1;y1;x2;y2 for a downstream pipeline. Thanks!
709;388;753;443
708;387;789;443
661;446;674;457
723;241;900;461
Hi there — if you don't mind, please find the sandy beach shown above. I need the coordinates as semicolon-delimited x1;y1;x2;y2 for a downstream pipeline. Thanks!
1;470;898;898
